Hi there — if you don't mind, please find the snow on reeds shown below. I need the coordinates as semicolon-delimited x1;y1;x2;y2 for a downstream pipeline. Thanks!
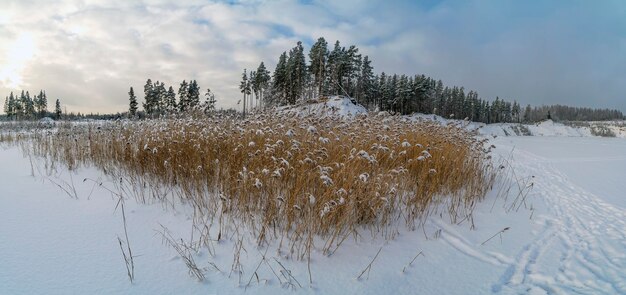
4;112;496;258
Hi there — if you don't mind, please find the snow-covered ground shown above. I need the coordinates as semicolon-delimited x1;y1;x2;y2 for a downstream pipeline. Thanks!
276;96;368;118
2;115;626;294
492;137;626;294
408;112;626;139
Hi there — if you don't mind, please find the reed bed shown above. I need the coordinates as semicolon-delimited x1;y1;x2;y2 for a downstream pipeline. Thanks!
5;112;496;258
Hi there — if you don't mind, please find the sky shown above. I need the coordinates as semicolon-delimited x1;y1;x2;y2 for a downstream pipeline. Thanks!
1;0;625;114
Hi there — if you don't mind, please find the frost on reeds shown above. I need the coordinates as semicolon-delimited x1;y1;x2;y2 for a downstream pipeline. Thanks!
14;112;496;257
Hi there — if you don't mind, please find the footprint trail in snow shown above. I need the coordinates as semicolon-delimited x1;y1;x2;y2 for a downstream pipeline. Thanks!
491;140;626;295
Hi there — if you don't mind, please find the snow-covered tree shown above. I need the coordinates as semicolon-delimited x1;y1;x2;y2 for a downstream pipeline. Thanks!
142;79;156;115
178;80;189;112
35;90;47;118
188;80;200;110
165;86;177;114
203;88;216;113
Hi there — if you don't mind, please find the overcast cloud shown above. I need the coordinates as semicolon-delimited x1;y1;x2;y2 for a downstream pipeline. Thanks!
1;0;625;114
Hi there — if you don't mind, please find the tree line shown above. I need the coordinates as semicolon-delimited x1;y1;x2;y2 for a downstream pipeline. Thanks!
3;90;63;120
522;104;624;122
129;79;216;118
240;37;623;123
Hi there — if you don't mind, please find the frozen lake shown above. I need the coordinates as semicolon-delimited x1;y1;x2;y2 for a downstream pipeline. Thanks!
495;136;626;209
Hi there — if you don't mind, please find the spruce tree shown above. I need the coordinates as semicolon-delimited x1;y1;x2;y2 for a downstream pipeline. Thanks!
378;72;388;110
188;80;200;109
128;87;138;117
178;80;189;112
54;99;62;120
24;91;35;119
34;92;41;117
37;90;47;118
165;86;177;114
7;92;15;120
155;81;167;113
142;79;155;115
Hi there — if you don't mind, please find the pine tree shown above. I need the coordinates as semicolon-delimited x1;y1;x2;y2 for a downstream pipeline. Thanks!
255;62;271;109
128;87;138;117
327;41;344;95
272;52;288;105
286;41;307;104
240;69;249;116
309;37;328;96
357;55;374;106
249;70;257;110
245;78;252;108
344;45;360;96
54;99;62;120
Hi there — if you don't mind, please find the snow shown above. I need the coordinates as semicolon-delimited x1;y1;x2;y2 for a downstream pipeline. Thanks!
495;136;626;209
277;97;625;139
2;116;626;294
0;144;507;294
277;96;367;118
490;136;626;293
405;112;625;139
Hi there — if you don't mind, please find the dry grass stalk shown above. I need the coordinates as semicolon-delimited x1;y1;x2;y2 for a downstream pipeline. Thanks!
158;225;206;281
402;249;423;273
356;246;383;281
4;112;496;259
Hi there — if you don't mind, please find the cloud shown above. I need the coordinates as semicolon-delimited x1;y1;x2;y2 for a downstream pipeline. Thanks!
0;0;625;114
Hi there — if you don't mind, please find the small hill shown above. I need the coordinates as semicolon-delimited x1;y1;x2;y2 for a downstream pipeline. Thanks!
276;96;367;117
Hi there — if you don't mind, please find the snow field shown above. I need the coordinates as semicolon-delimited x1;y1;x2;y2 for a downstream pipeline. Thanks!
2;99;625;294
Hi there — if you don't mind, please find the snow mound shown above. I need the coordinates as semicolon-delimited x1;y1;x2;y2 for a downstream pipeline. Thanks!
527;120;592;137
39;117;55;123
277;96;367;118
36;117;56;128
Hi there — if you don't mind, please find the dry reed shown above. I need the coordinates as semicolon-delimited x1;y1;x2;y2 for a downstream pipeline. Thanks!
3;112;496;258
